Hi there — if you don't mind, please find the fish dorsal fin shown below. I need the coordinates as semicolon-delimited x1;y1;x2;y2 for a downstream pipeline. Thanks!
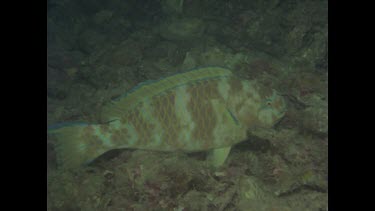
101;67;233;121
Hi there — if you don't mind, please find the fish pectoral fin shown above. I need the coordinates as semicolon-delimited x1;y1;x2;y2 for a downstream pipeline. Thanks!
208;146;232;167
225;108;240;126
210;99;240;127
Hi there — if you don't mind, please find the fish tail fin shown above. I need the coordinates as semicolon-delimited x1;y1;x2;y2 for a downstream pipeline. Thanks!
47;123;106;170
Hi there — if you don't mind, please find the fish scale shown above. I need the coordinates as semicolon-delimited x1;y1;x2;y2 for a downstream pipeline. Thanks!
48;67;287;169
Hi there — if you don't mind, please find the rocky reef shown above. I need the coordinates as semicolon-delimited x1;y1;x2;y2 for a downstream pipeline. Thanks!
47;0;328;210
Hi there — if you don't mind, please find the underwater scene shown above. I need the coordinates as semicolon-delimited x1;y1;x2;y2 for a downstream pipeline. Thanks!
47;0;328;210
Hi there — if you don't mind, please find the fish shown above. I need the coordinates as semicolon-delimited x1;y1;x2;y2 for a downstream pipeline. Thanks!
48;67;287;169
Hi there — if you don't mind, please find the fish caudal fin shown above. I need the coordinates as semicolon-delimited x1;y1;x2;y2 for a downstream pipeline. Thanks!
48;123;108;170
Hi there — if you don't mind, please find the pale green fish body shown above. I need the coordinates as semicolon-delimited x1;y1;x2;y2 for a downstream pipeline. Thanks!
48;67;286;168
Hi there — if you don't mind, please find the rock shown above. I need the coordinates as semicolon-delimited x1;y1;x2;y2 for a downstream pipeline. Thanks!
77;29;107;54
93;10;114;25
198;47;228;66
103;170;114;179
238;175;266;201
159;18;205;41
286;71;327;104
161;0;184;16
104;40;143;67
301;99;328;134
181;52;197;70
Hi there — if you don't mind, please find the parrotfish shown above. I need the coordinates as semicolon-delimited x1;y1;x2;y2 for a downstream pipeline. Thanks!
48;67;286;169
